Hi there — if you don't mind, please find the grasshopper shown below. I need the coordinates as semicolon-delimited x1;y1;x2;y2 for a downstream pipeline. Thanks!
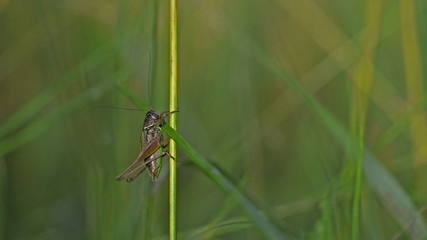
116;109;178;182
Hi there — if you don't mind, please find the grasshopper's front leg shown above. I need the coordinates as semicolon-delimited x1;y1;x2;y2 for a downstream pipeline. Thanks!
158;110;179;124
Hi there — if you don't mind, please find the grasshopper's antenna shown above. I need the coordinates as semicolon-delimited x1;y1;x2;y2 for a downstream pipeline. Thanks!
91;106;147;111
147;48;153;110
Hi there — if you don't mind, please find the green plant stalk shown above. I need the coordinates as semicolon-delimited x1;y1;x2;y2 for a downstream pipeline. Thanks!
115;84;286;239
399;0;427;195
349;2;382;237
351;118;365;240
169;0;178;239
0;158;6;240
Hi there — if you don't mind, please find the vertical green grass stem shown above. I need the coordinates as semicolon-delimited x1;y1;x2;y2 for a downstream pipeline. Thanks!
115;84;286;239
351;117;365;240
169;0;178;239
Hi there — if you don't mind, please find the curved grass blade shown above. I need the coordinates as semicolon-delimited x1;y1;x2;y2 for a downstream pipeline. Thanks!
163;125;287;240
114;83;150;110
116;84;287;240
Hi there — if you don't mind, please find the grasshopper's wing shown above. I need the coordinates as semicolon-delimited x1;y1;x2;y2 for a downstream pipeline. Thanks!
122;153;167;182
115;137;162;181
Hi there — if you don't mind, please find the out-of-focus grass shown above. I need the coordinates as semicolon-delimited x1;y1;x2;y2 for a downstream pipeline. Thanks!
349;1;382;239
400;0;427;196
116;83;286;239
243;26;426;239
1;0;427;239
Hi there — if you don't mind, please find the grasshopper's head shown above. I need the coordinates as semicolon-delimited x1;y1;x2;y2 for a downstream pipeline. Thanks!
144;110;166;128
146;110;160;120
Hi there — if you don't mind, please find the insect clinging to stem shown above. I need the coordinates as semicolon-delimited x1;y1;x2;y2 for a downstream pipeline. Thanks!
115;108;178;182
115;49;178;182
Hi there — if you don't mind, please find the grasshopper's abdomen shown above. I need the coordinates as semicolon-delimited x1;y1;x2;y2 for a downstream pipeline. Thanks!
146;148;163;181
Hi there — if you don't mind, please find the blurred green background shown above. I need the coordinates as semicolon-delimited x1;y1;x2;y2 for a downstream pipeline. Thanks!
1;0;427;239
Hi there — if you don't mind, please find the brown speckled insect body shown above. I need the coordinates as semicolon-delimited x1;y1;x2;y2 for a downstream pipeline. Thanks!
115;110;177;182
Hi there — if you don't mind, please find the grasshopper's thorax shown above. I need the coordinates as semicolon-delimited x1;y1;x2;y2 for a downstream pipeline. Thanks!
142;110;165;144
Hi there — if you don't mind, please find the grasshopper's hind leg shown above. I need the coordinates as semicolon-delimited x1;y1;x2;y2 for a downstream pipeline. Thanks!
125;152;172;182
125;166;147;182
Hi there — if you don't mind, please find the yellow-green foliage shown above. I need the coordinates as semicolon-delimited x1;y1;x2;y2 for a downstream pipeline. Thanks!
1;0;427;239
